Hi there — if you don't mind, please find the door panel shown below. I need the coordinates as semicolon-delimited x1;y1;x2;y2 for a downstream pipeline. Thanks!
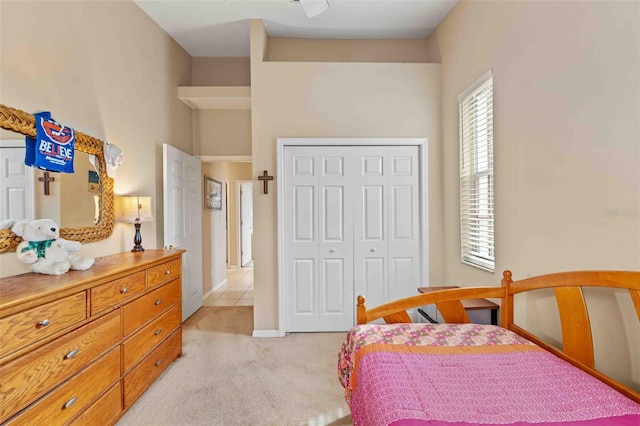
362;257;385;309
363;186;384;240
323;258;344;312
323;186;343;241
293;259;315;314
391;186;413;240
294;186;315;241
390;257;415;302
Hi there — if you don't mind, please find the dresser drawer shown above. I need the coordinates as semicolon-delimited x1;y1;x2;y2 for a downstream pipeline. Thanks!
69;382;122;426
91;271;145;315
122;278;181;336
0;292;86;359
146;258;181;290
5;348;120;425
123;303;181;371
0;310;121;423
124;328;182;408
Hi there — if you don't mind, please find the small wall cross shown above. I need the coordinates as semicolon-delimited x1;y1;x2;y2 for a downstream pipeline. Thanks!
258;170;274;194
38;171;55;196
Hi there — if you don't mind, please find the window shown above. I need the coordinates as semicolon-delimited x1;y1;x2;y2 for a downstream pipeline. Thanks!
459;71;494;271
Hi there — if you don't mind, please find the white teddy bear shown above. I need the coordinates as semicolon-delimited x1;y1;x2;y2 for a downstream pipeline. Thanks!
12;218;95;275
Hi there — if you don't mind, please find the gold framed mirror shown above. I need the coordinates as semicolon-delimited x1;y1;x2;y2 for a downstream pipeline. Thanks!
0;104;114;253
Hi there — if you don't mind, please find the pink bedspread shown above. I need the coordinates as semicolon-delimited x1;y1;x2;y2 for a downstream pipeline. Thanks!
338;323;640;426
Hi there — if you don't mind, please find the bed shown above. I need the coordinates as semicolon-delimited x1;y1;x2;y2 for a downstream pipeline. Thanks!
338;270;640;426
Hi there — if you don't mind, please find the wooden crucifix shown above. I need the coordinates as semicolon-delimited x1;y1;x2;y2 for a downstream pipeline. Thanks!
38;172;55;196
258;170;274;194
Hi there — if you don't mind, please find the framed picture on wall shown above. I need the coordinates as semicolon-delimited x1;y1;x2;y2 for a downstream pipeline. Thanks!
205;176;222;211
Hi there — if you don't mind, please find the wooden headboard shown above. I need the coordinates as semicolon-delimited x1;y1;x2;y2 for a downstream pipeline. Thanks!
356;269;640;403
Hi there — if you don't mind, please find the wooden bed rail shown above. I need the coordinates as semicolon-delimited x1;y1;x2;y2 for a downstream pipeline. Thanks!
357;286;505;325
356;269;640;403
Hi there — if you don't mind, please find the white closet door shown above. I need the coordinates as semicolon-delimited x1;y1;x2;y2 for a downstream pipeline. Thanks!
318;148;354;330
283;144;421;332
386;146;421;301
284;147;354;332
353;146;421;305
353;147;389;309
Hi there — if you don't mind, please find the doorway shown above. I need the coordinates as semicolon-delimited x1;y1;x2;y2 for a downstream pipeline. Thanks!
237;181;253;268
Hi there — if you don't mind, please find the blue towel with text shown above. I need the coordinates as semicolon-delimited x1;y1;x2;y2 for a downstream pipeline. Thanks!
25;111;75;173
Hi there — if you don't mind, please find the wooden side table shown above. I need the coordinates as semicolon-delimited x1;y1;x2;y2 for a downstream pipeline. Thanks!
417;286;499;325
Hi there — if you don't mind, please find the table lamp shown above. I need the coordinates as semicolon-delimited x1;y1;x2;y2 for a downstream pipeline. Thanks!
118;196;153;252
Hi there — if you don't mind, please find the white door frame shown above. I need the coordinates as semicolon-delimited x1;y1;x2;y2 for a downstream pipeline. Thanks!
236;180;253;268
276;138;429;336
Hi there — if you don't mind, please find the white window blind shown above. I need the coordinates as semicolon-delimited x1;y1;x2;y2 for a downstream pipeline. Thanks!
459;71;494;271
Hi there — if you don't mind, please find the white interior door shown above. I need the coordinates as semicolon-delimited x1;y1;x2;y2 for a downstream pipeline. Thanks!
386;146;421;301
163;144;203;322
240;182;253;267
353;147;389;309
283;147;355;332
0;145;34;223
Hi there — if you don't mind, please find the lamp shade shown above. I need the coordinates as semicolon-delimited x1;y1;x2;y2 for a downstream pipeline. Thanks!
117;196;153;223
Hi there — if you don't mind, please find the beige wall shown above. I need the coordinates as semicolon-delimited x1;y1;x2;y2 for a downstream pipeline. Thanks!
201;163;228;296
435;0;639;389
267;38;437;63
250;20;443;332
0;0;192;277
192;57;250;86
194;109;252;156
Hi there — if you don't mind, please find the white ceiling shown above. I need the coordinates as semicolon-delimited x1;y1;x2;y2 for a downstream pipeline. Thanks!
133;0;458;57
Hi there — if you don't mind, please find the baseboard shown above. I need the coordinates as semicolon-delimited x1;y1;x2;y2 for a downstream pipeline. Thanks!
214;278;228;291
202;279;228;301
202;289;214;301
252;330;283;338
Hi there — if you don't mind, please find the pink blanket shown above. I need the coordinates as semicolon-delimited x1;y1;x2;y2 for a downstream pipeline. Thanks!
338;324;640;426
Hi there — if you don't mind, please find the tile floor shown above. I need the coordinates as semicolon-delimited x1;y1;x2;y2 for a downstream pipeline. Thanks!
203;263;253;307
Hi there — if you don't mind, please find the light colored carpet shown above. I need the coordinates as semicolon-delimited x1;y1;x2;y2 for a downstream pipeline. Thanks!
117;306;352;426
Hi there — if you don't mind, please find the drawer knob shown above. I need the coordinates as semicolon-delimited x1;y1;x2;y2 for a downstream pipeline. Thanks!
65;349;80;359
164;270;171;275
37;319;50;328
155;359;163;367
155;299;162;306
155;329;163;336
64;396;78;409
121;287;128;294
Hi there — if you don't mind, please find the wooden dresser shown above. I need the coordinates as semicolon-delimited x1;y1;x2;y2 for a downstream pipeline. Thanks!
0;249;185;425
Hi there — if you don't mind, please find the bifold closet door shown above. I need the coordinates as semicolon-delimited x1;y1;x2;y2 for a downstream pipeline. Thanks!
353;146;421;308
283;147;355;332
283;145;421;332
